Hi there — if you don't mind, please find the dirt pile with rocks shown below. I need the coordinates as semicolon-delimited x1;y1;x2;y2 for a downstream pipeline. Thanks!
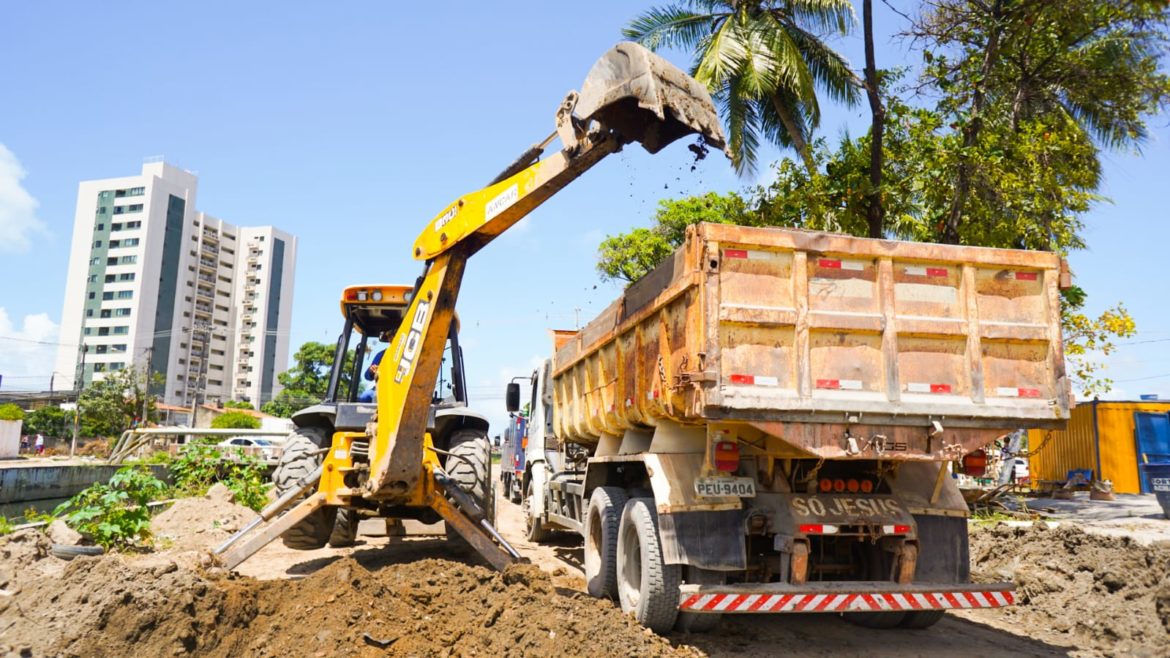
151;483;254;554
969;523;1170;657
1;526;696;658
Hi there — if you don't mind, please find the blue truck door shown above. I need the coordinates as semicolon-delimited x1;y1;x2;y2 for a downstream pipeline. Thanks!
1134;412;1170;493
515;416;527;475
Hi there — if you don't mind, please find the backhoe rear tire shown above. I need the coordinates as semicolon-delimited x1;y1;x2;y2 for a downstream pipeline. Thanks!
273;427;337;550
444;430;492;545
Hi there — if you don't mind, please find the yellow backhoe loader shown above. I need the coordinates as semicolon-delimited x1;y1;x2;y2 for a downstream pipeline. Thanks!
214;42;727;570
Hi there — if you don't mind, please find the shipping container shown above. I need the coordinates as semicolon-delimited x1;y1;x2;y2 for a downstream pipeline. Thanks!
1029;400;1170;494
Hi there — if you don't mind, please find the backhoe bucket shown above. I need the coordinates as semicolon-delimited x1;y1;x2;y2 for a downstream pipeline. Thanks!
576;42;727;155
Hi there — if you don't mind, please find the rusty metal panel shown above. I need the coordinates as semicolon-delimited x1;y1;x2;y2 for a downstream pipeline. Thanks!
1029;404;1097;485
552;224;1069;457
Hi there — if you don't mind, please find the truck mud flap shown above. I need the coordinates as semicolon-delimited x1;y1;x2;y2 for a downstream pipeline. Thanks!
658;509;746;570
678;581;1015;614
913;514;970;583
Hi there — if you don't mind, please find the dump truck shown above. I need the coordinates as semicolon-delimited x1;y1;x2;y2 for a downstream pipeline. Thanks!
499;414;527;505
210;42;729;573
507;223;1071;632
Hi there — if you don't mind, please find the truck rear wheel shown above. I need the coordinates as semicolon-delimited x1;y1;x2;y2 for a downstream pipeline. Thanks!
584;486;628;600
273;427;338;550
616;497;680;633
444;430;493;545
674;566;725;633
897;514;970;630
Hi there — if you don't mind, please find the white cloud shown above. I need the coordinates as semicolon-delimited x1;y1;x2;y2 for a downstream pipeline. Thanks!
0;144;46;252
0;308;61;391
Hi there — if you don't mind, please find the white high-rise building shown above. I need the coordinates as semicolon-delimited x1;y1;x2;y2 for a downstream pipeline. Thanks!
54;160;297;408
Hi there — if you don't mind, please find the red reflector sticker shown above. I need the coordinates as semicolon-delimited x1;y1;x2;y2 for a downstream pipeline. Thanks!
1018;388;1042;398
817;379;840;389
926;267;948;277
931;384;952;394
1014;271;1039;281
724;249;748;259
729;374;754;385
817;258;841;269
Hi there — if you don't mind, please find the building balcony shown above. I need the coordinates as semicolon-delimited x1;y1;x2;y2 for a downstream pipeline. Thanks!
198;258;216;270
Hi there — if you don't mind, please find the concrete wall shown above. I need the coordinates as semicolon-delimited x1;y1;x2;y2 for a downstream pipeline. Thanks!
0;420;19;458
0;464;170;505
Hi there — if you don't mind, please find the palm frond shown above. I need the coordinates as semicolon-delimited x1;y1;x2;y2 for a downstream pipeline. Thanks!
785;24;861;107
624;6;721;52
781;0;856;35
718;75;763;176
694;15;750;87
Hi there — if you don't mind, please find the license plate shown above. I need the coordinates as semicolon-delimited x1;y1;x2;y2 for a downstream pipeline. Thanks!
695;476;756;498
1152;477;1170;492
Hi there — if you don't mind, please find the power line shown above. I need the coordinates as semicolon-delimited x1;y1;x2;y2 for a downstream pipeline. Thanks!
1114;372;1170;383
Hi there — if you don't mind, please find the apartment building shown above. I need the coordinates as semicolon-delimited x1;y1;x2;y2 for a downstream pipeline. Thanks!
54;160;297;408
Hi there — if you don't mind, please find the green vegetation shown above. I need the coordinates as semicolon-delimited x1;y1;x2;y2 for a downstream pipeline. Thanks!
0;517;13;535
77;366;161;437
0;403;25;421
170;439;268;511
23;405;67;438
54;465;168;549
223;400;255;410
262;341;356;418
210;411;261;430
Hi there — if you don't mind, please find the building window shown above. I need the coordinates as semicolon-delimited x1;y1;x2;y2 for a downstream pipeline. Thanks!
126;221;141;229
113;204;143;214
97;327;109;336
114;308;131;317
87;274;97;283
117;291;133;299
102;292;114;300
96;223;105;231
96;207;108;215
119;273;135;281
109;240;120;248
112;326;128;335
109;362;124;371
87;292;95;300
104;274;115;283
93;363;106;373
93;240;102;248
95;345;108;354
111;344;127;353
114;187;144;197
86;309;94;317
111;223;123;231
84;328;92;335
123;238;139;247
120;255;137;264
107;257;118;266
89;257;100;266
100;310;111;318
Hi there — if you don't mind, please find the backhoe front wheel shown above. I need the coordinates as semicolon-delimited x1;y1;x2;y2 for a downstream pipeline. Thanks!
272;426;357;550
444;430;492;545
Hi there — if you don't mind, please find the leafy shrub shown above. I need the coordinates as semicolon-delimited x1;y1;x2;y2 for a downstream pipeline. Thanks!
23;506;55;525
0;517;12;535
210;411;261;430
171;439;268;511
55;465;168;549
0;403;25;421
223;400;254;410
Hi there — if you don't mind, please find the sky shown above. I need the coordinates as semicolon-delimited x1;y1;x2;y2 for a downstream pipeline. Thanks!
1;1;1167;436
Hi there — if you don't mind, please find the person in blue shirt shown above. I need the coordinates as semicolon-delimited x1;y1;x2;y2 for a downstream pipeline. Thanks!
358;333;390;403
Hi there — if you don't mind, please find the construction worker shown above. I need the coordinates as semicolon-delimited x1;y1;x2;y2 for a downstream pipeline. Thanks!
358;332;391;403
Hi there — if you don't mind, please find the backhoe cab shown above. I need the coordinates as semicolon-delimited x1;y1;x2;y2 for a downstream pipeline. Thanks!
214;42;727;571
267;284;494;553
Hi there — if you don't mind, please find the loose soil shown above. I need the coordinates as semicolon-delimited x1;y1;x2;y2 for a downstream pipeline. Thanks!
0;530;696;657
961;523;1170;657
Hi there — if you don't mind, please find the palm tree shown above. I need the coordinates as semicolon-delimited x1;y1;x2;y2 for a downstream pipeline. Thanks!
625;0;861;176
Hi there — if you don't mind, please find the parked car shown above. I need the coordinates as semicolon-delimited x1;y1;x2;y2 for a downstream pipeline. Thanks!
216;437;278;462
1013;457;1031;481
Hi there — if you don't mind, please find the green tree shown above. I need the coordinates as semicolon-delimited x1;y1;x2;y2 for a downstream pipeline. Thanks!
223;400;254;410
77;367;158;437
262;342;355;417
0;403;24;421
210;411;261;430
23;406;67;438
625;0;860;175
910;0;1170;244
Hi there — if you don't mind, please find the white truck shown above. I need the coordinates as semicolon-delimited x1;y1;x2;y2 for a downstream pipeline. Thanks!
507;222;1070;632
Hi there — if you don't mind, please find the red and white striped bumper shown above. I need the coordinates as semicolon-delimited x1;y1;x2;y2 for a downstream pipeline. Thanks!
679;583;1015;614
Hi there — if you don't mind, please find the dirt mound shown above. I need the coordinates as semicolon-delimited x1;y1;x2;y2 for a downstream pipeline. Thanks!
151;485;255;553
2;548;696;658
969;523;1170;657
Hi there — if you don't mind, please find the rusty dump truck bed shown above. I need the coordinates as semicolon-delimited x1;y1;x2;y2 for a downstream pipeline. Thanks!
553;224;1070;459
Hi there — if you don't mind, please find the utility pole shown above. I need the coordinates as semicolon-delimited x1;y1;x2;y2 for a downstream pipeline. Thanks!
141;346;153;426
71;344;88;458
